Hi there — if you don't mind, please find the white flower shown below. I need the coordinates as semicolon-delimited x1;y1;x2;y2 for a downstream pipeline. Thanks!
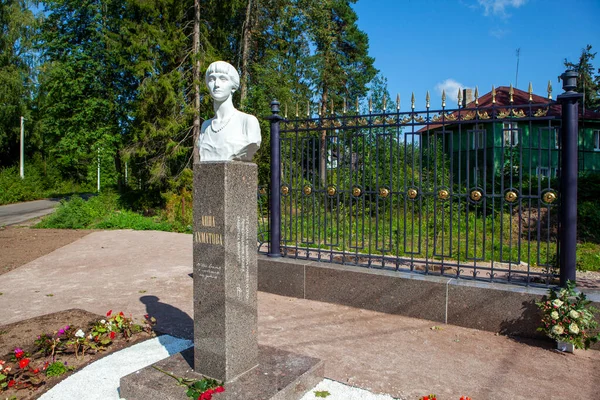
75;329;85;338
569;310;580;319
88;334;93;340
550;311;559;320
100;319;106;324
552;299;563;308
569;323;580;334
551;325;564;335
0;364;3;371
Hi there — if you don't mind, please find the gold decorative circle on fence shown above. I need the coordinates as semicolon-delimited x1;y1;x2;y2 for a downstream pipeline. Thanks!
379;187;390;198
407;188;418;199
438;189;450;200
303;185;312;196
352;187;362;197
505;191;518;203
327;186;336;196
543;191;557;204
281;185;289;196
470;190;483;202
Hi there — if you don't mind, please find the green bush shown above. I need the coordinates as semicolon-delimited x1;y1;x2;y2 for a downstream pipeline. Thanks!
0;162;92;205
93;210;174;231
36;192;118;229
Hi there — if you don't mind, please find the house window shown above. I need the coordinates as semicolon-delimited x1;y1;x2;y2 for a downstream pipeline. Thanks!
594;130;600;151
503;122;519;147
537;167;550;178
471;129;485;150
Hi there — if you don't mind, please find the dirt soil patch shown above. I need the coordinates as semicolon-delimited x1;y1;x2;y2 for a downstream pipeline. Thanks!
0;309;154;399
0;226;92;276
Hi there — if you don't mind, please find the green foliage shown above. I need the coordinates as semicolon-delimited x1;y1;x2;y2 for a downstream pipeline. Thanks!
564;44;600;112
314;390;331;398
45;361;73;377
0;162;92;205
93;211;175;232
35;193;117;229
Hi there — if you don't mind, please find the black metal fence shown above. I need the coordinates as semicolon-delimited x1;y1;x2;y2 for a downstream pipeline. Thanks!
259;72;581;287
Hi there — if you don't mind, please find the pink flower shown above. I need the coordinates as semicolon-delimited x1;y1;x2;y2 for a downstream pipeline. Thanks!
14;348;24;359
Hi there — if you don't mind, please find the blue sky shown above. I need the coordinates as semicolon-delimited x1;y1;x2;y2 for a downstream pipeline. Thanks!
352;0;600;109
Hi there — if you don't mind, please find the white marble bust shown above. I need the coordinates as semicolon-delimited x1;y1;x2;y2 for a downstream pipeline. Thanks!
197;61;261;162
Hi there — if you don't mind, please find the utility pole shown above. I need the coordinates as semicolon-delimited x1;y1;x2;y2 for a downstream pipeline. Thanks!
20;116;25;179
515;48;521;88
97;147;101;192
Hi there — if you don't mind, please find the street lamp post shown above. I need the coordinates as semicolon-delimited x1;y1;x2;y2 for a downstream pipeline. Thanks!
20;116;24;179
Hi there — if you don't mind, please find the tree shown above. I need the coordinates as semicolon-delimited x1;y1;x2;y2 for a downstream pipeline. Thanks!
36;0;125;184
0;0;37;167
564;44;600;113
302;0;377;183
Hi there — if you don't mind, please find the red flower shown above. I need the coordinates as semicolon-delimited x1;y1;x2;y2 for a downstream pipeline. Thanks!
110;331;116;340
19;358;30;369
460;397;472;400
32;368;40;374
106;310;112;317
8;380;16;387
119;311;124;316
14;350;24;359
215;386;225;393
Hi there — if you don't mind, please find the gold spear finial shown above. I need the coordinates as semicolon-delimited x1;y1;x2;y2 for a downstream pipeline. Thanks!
441;90;446;108
330;98;334;115
547;80;553;100
295;102;299;117
411;92;415;110
528;82;533;102
492;85;496;104
396;93;400;111
474;86;479;106
284;103;288;119
457;89;462;108
426;91;430;108
509;84;514;103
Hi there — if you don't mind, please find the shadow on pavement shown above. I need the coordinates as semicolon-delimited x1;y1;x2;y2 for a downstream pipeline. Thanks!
140;295;194;340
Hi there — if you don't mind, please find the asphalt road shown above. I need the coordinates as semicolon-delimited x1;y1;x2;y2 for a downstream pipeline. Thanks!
0;198;62;227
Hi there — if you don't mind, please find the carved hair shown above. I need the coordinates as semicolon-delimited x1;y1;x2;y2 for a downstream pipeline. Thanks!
205;61;240;91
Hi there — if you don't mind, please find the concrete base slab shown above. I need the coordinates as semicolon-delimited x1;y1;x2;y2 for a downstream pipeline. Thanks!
120;345;323;400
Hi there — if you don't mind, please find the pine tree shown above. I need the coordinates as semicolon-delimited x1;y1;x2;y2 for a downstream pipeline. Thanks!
564;44;600;112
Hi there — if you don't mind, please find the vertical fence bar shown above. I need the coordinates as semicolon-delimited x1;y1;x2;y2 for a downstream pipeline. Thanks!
557;70;582;286
268;100;283;257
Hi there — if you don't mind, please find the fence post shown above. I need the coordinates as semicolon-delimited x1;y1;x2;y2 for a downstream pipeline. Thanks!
557;70;582;287
267;100;283;257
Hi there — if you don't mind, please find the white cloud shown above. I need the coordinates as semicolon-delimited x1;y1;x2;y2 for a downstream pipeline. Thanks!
477;0;527;16
435;79;467;104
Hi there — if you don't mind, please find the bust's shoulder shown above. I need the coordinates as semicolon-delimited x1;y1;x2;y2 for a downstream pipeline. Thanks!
236;111;259;125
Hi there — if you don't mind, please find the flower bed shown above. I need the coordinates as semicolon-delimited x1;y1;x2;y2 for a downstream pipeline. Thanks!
0;309;155;399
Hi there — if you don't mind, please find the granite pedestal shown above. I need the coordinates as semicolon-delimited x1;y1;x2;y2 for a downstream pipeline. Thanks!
120;162;322;399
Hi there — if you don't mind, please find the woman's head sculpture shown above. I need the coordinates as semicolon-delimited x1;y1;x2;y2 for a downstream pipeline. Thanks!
197;61;261;162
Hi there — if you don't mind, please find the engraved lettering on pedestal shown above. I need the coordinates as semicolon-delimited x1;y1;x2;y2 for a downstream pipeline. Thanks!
201;215;216;227
236;216;251;302
196;263;222;280
194;231;223;245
